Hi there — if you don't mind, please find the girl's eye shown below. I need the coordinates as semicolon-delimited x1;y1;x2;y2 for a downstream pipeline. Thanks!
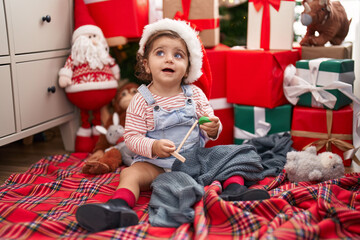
174;53;183;59
93;34;96;38
155;50;164;57
88;35;91;38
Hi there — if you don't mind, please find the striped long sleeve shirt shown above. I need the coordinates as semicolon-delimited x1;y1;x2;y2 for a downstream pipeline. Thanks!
124;84;222;159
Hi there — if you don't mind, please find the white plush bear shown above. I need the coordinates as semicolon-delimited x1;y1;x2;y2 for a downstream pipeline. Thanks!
284;146;345;182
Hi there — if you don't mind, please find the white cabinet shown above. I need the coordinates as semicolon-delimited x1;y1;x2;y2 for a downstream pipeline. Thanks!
8;0;72;54
16;57;74;129
0;65;15;137
0;1;8;56
0;0;77;151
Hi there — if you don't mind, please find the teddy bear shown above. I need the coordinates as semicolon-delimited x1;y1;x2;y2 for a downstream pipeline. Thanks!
284;146;345;182
300;0;351;46
82;82;139;174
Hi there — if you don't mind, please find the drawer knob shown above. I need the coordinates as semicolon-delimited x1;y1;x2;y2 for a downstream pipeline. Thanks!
47;86;56;93
42;15;51;23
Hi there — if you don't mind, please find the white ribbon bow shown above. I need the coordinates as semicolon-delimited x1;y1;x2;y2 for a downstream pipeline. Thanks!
234;120;271;140
283;64;360;109
234;107;273;140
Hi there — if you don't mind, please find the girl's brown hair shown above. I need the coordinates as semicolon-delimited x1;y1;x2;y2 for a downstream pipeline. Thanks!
135;30;191;82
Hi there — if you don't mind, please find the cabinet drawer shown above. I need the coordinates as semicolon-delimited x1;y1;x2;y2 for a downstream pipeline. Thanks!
6;0;72;54
16;57;74;130
0;65;15;137
0;1;9;56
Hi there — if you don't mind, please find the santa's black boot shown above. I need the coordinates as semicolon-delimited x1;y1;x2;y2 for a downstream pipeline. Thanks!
76;199;138;232
219;183;270;201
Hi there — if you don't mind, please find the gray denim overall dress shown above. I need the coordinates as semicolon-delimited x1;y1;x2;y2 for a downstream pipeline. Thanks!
133;84;205;169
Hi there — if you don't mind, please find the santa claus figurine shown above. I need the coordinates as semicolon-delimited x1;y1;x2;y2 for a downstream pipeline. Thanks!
58;0;119;153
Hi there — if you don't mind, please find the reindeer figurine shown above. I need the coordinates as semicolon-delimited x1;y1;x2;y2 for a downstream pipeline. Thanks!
300;0;351;46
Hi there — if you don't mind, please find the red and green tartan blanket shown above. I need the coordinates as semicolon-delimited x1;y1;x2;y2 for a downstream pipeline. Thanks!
0;153;359;239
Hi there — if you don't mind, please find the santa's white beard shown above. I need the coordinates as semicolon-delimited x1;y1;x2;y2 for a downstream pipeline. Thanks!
71;36;112;69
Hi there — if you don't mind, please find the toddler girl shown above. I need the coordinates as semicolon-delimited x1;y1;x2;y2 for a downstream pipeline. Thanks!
76;18;269;233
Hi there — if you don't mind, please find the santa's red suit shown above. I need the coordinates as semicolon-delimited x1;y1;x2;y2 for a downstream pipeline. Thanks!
58;0;119;153
60;55;119;118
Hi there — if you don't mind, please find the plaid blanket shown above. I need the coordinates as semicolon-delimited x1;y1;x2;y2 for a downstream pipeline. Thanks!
0;153;360;239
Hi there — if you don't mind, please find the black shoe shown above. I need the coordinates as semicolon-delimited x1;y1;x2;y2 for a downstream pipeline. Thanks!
220;184;270;201
76;199;139;232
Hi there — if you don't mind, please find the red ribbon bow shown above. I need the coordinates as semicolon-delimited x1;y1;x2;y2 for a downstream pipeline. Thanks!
249;0;282;50
173;0;219;32
174;11;201;31
252;0;281;12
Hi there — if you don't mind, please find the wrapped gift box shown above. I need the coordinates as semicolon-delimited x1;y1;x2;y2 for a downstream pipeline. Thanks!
301;42;353;60
163;0;219;48
295;59;355;110
291;106;354;167
205;44;234;147
247;0;295;50
234;104;292;144
296;90;352;110
85;0;148;46
226;49;300;109
296;59;355;86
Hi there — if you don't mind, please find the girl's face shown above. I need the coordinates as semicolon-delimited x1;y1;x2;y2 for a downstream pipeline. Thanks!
143;36;189;87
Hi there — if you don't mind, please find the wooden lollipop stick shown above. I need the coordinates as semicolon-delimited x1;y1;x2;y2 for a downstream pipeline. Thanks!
171;151;186;162
171;120;199;162
175;120;199;152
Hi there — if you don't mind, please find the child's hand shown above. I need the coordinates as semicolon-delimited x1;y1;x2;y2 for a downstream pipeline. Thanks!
152;139;176;158
199;116;220;139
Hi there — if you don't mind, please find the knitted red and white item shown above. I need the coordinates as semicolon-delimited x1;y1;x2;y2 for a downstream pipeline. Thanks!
138;18;212;98
58;0;120;152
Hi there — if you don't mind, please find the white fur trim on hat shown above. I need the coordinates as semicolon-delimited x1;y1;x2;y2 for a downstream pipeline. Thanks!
138;18;203;84
72;25;105;44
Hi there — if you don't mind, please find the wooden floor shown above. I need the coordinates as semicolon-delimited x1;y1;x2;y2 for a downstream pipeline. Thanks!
0;128;359;184
0;128;70;184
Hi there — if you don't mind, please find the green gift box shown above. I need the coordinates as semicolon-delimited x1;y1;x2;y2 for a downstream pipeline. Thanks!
296;90;352;110
234;104;292;144
296;59;355;86
295;58;355;110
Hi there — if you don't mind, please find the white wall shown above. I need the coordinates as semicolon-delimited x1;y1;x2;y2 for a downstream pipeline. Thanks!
340;0;360;98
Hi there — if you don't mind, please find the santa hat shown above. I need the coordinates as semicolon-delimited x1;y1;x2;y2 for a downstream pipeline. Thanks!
72;0;105;44
138;18;212;97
